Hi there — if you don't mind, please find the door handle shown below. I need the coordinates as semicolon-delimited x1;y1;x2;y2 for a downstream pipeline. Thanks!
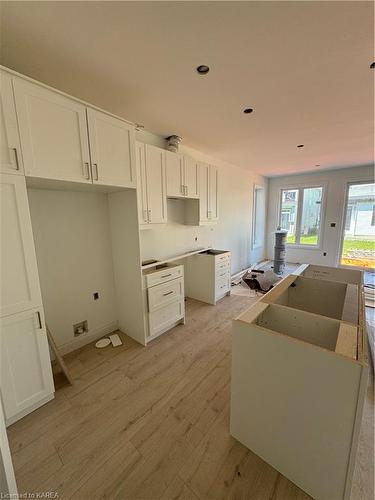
92;163;99;181
143;209;148;223
83;162;90;179
148;209;151;222
36;311;43;329
12;148;20;170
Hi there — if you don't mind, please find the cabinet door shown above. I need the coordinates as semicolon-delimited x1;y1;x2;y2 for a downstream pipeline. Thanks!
13;79;91;183
209;165;219;220
0;72;23;174
1;307;54;425
165;150;183;197
198;162;209;222
145;144;167;224
135;142;148;224
1;174;42;317
87;108;136;188
184;156;199;199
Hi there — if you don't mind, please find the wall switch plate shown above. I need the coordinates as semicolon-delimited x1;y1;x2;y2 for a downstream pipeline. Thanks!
73;320;88;336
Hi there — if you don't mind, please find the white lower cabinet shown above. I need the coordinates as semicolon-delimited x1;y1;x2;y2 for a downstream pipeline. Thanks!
185;250;231;305
143;265;185;340
1;307;54;426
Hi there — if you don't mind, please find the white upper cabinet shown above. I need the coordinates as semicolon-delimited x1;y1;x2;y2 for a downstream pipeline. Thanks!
197;162;218;223
183;156;199;199
0;174;42;317
13;78;92;183
86;108;135;188
165;149;199;199
136;142;167;225
1;306;54;425
136;141;148;224
145;144;167;224
0;72;23;174
165;149;184;197
199;162;210;222
208;164;219;220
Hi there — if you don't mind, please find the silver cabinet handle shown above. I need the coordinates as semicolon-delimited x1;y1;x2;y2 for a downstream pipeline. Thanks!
181;185;184;195
186;185;188;196
36;311;43;329
161;273;172;278
12;148;20;170
148;209;151;222
143;209;148;223
83;162;90;179
163;290;174;296
92;163;99;181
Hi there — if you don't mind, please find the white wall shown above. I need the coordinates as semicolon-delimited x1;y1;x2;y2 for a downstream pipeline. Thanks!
266;165;374;267
28;189;118;352
137;130;268;274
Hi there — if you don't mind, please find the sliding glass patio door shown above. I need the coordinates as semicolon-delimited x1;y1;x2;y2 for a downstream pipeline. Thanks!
340;182;375;270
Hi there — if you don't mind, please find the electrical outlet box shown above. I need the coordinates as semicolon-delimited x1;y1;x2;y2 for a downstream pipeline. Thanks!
93;291;100;300
73;320;88;336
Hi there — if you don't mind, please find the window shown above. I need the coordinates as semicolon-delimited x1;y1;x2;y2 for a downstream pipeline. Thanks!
252;185;265;249
279;186;323;246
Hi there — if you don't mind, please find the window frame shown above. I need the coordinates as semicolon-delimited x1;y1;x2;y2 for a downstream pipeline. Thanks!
252;184;265;250
278;183;326;249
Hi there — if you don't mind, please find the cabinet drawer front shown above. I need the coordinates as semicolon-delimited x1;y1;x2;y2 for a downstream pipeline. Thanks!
216;267;230;280
148;300;184;337
216;274;231;295
216;260;231;273
215;252;231;263
145;265;183;288
148;278;184;312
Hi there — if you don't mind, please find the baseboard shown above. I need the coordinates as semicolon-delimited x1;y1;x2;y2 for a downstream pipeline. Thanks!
58;320;119;355
6;392;54;427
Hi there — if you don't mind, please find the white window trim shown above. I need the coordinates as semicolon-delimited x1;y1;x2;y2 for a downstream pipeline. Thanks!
252;184;265;250
278;182;327;250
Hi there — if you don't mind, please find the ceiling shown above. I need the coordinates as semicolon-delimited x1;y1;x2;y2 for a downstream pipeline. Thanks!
1;1;374;176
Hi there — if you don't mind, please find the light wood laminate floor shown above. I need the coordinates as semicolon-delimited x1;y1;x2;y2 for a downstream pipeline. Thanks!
7;296;374;500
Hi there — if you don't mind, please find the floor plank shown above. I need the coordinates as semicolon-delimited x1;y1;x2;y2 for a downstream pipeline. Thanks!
7;295;373;499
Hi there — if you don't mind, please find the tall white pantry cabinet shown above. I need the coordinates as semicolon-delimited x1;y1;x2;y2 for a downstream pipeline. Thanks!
1;71;55;426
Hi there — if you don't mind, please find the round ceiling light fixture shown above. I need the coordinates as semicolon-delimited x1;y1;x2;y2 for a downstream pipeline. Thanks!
196;65;210;75
243;108;254;114
297;144;305;148
370;62;375;69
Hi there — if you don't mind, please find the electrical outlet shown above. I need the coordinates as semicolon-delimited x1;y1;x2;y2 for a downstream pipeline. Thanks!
93;291;100;300
73;320;88;336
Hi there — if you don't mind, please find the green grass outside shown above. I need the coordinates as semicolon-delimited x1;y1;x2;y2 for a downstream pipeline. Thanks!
287;234;375;254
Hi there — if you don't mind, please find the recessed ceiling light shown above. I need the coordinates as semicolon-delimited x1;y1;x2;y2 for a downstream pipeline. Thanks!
243;108;254;114
297;144;304;148
196;65;210;75
370;62;375;69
